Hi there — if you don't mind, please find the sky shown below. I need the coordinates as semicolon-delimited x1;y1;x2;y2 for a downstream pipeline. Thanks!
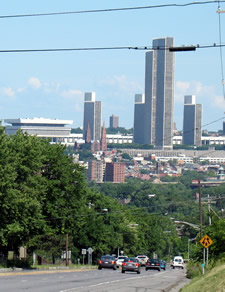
0;0;225;131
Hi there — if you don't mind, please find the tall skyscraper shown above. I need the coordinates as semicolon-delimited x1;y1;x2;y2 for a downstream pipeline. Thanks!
109;115;119;128
133;94;145;144
83;92;102;141
183;95;202;146
144;37;175;149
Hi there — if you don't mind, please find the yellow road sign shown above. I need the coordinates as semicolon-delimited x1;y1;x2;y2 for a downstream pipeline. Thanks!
200;234;213;248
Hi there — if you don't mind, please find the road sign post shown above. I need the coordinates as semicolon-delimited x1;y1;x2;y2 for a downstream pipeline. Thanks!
82;249;87;265
200;235;213;271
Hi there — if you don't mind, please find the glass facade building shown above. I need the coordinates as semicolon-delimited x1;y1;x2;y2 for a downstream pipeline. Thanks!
183;95;202;146
83;92;102;141
144;37;175;149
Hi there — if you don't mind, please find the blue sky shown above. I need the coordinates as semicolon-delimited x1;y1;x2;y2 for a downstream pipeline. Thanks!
0;0;225;131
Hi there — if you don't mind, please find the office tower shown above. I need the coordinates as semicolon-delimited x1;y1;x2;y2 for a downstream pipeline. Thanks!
104;162;125;183
223;122;225;135
144;37;175;149
83;92;102;141
109;115;119;128
183;95;202;146
133;94;145;144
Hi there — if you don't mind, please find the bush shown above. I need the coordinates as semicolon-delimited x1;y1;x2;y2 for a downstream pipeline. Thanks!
7;258;32;268
186;261;202;279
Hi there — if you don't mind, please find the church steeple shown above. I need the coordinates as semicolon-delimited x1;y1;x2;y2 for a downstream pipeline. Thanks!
100;121;107;151
85;122;91;144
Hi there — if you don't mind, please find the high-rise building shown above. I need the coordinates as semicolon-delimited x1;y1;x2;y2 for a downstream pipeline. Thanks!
144;37;175;149
109;115;119;128
133;94;145;144
83;92;102;141
183;95;202;146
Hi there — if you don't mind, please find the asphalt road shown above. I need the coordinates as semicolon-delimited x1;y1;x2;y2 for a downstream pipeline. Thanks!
0;267;189;292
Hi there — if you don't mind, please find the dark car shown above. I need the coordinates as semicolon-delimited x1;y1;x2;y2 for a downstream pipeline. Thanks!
145;259;161;271
121;257;141;274
159;260;166;270
98;255;117;270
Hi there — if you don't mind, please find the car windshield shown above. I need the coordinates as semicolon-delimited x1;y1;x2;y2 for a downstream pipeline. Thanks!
124;257;138;262
148;259;159;263
101;256;114;261
118;256;127;260
137;256;146;258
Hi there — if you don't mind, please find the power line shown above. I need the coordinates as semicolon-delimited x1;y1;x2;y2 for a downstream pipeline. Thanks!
217;1;225;98
0;43;225;54
0;1;224;19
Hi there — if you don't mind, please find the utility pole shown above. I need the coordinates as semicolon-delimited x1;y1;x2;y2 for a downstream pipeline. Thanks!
198;179;203;238
208;194;212;226
66;233;69;266
218;194;222;215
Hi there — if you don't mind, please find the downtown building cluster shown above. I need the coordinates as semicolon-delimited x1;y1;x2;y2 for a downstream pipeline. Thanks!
133;37;202;149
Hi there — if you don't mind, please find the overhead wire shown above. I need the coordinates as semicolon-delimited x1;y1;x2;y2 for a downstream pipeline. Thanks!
0;43;225;54
0;1;224;19
217;1;225;98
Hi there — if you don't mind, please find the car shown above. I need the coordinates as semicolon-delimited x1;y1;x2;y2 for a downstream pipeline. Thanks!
172;256;184;269
145;259;161;271
116;255;128;268
136;255;149;266
121;257;141;274
159;260;166;270
98;255;117;270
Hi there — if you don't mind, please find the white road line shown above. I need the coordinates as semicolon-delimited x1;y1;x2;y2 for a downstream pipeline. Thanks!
59;271;167;292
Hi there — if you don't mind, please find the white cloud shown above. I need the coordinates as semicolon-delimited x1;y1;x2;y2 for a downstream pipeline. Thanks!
17;87;26;93
175;80;216;103
98;75;143;94
28;77;41;89
61;89;83;99
2;87;15;97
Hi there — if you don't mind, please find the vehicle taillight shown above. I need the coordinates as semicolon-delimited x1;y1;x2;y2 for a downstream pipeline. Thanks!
98;260;102;264
128;261;133;263
156;263;160;266
111;261;115;264
146;263;150;265
135;263;139;266
122;262;126;266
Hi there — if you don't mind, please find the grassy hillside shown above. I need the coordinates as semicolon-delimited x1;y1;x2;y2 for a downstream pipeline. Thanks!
181;264;225;292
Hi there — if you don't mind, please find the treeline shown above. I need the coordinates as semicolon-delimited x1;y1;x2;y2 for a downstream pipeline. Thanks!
0;128;182;266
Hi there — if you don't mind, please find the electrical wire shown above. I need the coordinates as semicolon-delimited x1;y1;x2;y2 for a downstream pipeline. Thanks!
0;43;224;54
217;1;225;98
0;1;224;19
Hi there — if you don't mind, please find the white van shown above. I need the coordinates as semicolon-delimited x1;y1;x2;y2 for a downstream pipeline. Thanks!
172;256;184;269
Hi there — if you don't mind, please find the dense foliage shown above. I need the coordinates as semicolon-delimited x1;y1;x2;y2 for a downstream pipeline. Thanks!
2;128;225;267
0;129;182;265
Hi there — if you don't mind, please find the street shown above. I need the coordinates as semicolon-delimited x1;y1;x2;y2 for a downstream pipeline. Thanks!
0;267;189;292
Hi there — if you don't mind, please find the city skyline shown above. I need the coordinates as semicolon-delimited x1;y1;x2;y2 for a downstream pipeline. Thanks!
0;1;224;131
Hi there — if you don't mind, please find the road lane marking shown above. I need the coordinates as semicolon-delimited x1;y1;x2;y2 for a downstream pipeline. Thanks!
59;271;167;292
0;269;91;277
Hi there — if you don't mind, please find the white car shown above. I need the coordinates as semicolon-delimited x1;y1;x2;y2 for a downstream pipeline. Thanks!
172;256;184;269
136;255;149;266
116;256;128;267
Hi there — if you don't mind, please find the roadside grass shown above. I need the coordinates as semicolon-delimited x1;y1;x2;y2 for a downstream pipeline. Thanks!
181;264;225;292
32;264;97;270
